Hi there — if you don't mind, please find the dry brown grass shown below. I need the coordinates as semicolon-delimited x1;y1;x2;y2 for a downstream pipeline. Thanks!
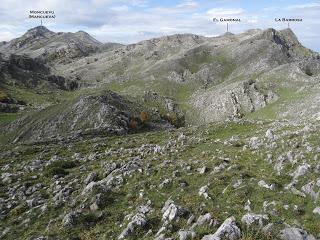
0;89;8;101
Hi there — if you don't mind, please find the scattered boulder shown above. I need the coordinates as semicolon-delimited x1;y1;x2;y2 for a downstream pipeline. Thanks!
202;217;241;240
118;213;147;239
178;230;196;240
199;185;210;199
241;213;269;227
191;213;214;229
244;200;251;212
159;178;173;189
249;137;262;150
279;227;316;240
301;182;319;200
138;205;152;214
258;180;275;190
81;180;111;195
62;211;79;228
197;166;207;174
312;207;320;216
265;129;275;140
291;164;310;179
84;172;97;185
162;199;189;222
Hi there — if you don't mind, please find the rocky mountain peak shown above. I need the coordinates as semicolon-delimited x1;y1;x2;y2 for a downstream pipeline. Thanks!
255;28;313;59
279;28;300;44
76;30;90;35
0;26;103;62
2;26;56;52
24;25;55;38
74;30;101;44
261;28;300;46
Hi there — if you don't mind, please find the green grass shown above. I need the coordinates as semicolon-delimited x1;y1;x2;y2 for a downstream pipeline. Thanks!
0;113;20;123
108;79;147;97
246;87;303;120
182;49;234;76
44;160;78;177
1;119;320;239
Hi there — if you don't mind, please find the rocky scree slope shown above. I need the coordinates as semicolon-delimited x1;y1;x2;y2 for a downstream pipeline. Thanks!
1;121;320;239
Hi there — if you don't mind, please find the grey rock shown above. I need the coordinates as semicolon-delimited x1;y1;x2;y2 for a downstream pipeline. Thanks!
312;207;320;216
241;213;269;227
301;182;319;200
138;205;152;214
262;223;274;234
187;215;195;225
84;172;97;185
191;213;214;229
244;200;251;212
103;162;119;176
90;193;106;211
81;180;111;196
249;137;263;150
290;187;306;198
62;212;78;227
199;185;210;199
178;230;196;240
155;226;167;238
265;129;275;140
162;199;189;222
197;166;207;174
118;213;147;239
279;227;316;240
32;236;47;240
202;217;241;240
159;178;173;189
258;180;275;190
213;163;227;174
291;164;310;179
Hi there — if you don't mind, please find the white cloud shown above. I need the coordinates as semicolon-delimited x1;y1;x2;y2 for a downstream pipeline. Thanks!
177;0;199;9
206;8;245;16
286;2;320;10
0;31;17;42
110;5;129;12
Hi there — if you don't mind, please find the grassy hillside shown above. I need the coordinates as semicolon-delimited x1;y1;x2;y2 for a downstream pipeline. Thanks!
1;121;319;239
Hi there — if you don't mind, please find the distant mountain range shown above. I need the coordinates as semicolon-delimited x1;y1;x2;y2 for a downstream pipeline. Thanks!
0;26;320;143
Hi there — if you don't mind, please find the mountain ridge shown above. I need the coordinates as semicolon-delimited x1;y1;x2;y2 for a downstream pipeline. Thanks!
0;26;319;137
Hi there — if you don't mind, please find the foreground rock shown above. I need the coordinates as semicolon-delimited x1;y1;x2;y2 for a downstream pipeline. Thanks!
279;227;316;240
202;217;241;240
118;213;147;239
162;199;189;222
241;213;269;227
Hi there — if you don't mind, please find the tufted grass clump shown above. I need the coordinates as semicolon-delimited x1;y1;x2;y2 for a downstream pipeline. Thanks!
44;160;78;177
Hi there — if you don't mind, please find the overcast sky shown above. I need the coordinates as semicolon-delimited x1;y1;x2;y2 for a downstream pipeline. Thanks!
0;0;319;51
